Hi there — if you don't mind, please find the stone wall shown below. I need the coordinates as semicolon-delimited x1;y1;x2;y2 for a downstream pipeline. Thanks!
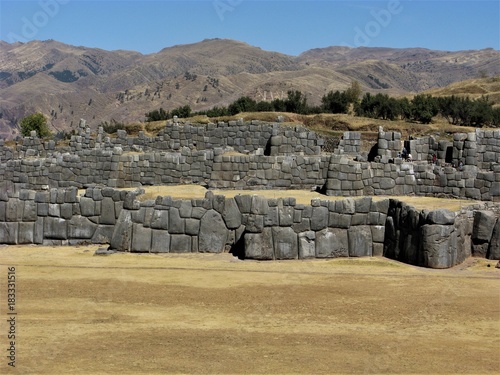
1;187;498;267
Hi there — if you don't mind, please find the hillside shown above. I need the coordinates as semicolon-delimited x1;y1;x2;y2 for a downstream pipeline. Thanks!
0;39;499;139
423;76;500;106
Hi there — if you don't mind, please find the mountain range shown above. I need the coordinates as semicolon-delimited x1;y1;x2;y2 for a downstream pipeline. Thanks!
0;38;499;139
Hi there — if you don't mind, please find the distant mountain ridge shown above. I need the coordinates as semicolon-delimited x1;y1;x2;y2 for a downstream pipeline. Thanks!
0;38;498;138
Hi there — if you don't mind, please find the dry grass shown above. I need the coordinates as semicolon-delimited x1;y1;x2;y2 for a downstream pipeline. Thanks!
118;185;477;212
424;76;500;106
0;245;498;374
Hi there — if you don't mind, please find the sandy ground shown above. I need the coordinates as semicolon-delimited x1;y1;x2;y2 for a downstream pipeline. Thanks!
0;245;499;375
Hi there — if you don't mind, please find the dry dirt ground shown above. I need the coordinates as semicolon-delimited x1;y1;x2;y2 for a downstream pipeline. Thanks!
0;246;499;375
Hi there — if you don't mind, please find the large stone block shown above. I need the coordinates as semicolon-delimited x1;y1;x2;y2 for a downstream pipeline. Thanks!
472;211;496;242
487;219;500;260
421;224;455;269
348;225;373;257
80;197;95;217
298;231;316;259
22;200;38;222
427;209;455;225
272;227;298;260
6;199;22;222
100;197;116;225
44;217;68;240
18;222;34;244
168;207;185;234
150;209;169;230
170;234;192;253
222;198;242;229
0;222;18;244
311;206;329;231
244;228;274;260
68;216;97;239
316;228;348;258
251;195;269;215
110;210;133;251
199;210;228;253
279;206;294;227
151;230;170;253
245;214;264;233
91;225;115;244
371;225;386;243
131;224;152;253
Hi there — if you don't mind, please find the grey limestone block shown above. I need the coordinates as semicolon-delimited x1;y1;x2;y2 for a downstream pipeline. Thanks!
179;200;193;218
222;198;242;229
310;206;329;231
100;197;116;225
472;211;496;242
315;228;348;258
292;218;311;233
487;219;500;260
328;213;351;229
48;203;60;217
234;195;252;214
354;197;372;213
245;214;264;233
244;228;274;260
0;201;5;221
272;227;298;260
22;200;38;222
279;206;294;227
427;209;456;225
298;231;316;259
80;197;95;217
131;224;152;252
371;225;386;243
170;234;192;253
34;217;44;244
44;217;68;240
18;222;34;244
348;225;373;257
150;209;169;230
199;209;228;253
251;195;269;215
110;210;133;251
68;216;97;239
168;207;185;234
60;203;73;220
421;224;456;269
91;225;115;244
6;199;22;222
0;222;18;244
185;218;200;236
264;206;279;227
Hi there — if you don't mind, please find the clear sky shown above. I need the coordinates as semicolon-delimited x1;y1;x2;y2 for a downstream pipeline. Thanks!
1;0;499;55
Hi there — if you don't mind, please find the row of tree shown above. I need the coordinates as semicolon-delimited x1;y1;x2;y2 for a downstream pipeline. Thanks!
145;83;499;127
354;93;499;126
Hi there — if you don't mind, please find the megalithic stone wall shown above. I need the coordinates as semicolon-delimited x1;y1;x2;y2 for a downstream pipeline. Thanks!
1;187;499;268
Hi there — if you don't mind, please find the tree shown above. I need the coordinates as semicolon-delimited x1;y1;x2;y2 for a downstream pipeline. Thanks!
19;113;51;137
228;96;257;115
411;94;438;124
344;80;362;104
171;105;192;118
321;90;349;114
285;90;308;114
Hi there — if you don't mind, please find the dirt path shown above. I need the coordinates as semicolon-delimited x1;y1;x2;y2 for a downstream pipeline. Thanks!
0;246;499;374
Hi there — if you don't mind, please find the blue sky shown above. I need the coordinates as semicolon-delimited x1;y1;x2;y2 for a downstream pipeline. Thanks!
1;0;499;55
